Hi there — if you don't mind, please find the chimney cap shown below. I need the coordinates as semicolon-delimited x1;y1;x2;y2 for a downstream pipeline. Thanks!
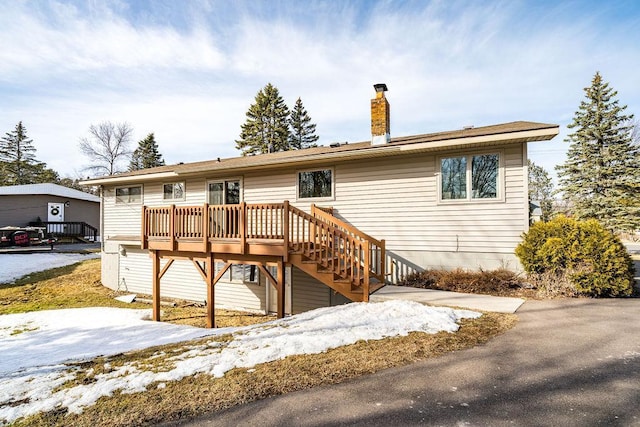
373;83;388;93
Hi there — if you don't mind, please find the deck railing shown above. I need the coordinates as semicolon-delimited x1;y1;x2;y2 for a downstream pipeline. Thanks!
30;221;98;242
142;202;385;288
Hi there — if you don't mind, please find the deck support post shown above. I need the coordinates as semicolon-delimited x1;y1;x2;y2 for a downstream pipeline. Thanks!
363;241;370;302
206;253;215;328
151;250;161;321
283;201;289;262
277;258;285;319
240;202;247;254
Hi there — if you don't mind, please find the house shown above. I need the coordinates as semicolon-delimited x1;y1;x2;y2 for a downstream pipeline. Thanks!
0;183;100;241
82;85;559;327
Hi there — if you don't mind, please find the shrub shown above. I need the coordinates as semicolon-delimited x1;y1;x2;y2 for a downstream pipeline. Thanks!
516;216;635;297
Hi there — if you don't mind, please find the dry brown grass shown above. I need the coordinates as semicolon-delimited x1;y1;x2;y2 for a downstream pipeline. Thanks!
17;312;515;427
4;259;517;427
399;267;539;299
0;258;274;327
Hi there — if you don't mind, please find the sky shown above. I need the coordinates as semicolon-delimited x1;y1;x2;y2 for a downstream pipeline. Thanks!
1;0;639;183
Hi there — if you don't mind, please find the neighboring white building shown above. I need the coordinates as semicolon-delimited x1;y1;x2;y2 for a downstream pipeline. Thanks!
83;85;559;322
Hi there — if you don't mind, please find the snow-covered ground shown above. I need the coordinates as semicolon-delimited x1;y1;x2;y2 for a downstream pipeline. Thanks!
0;302;481;424
0;252;100;284
0;253;482;423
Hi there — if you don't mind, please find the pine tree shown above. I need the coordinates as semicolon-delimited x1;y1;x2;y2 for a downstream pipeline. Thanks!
129;133;165;171
0;121;42;185
556;72;640;231
288;97;319;150
528;160;554;222
236;83;291;155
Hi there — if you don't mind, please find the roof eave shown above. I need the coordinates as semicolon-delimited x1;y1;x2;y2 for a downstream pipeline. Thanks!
82;125;559;185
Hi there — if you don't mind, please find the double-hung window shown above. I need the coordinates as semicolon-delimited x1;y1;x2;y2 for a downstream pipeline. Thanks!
297;168;333;200
163;182;185;200
440;153;500;202
115;186;142;204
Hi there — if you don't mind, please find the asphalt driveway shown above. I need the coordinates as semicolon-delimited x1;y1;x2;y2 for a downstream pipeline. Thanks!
171;299;640;427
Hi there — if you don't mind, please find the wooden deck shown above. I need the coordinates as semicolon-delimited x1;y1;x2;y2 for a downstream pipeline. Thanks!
141;202;385;327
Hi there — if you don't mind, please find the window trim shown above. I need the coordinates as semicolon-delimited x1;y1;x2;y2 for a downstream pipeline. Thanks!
162;182;186;201
114;185;143;204
206;177;243;205
437;151;505;204
296;167;335;202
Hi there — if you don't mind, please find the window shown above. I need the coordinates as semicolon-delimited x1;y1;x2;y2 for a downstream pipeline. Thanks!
440;153;500;202
208;180;240;205
215;262;258;284
115;186;142;204
163;182;185;200
298;169;333;199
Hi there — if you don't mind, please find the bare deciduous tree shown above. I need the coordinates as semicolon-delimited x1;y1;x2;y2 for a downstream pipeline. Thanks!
79;121;133;176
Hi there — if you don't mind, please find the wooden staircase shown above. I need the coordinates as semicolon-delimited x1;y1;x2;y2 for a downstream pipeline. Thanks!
286;204;386;302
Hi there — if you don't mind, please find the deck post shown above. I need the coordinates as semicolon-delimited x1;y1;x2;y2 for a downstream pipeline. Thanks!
283;201;289;262
202;203;209;252
240;202;247;254
141;206;147;249
169;204;176;251
206;252;215;328
152;250;161;321
380;239;386;284
363;241;370;302
277;258;285;319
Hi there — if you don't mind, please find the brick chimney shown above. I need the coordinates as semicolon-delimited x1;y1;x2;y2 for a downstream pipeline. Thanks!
371;83;390;145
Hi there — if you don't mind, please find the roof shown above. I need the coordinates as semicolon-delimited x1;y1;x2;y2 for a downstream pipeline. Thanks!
82;120;559;186
0;183;100;203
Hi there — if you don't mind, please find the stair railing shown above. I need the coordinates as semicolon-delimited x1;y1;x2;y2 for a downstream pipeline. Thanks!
287;204;371;291
310;204;385;284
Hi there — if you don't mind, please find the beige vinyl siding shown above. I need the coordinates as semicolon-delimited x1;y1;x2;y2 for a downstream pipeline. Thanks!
291;267;331;314
103;179;209;239
117;246;266;311
328;143;526;256
103;185;144;238
244;172;296;205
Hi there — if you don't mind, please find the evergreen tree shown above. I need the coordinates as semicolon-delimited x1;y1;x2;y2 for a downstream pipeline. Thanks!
528;160;554;222
0;121;44;185
556;72;640;231
129;133;165;171
288;97;319;150
236;83;291;155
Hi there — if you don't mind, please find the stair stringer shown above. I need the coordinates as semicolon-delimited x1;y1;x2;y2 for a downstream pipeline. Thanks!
288;253;366;302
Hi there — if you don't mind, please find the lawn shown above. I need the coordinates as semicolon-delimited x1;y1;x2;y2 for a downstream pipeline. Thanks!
0;257;516;426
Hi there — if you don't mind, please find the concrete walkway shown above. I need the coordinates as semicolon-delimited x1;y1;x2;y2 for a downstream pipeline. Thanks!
170;298;640;427
371;285;525;313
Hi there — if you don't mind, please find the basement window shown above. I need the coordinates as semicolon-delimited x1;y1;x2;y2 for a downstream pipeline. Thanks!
439;153;501;202
297;168;333;200
115;186;142;204
215;262;258;284
163;182;185;200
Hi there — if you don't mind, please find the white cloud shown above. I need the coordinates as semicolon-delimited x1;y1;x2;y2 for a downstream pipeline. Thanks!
0;0;638;177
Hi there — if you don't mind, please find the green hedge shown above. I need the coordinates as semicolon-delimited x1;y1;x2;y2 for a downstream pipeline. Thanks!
516;216;635;297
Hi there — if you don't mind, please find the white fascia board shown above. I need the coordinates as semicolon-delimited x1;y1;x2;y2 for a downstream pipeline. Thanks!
80;171;179;186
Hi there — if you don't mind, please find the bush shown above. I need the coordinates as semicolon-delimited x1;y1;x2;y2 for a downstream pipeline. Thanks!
516;216;635;297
